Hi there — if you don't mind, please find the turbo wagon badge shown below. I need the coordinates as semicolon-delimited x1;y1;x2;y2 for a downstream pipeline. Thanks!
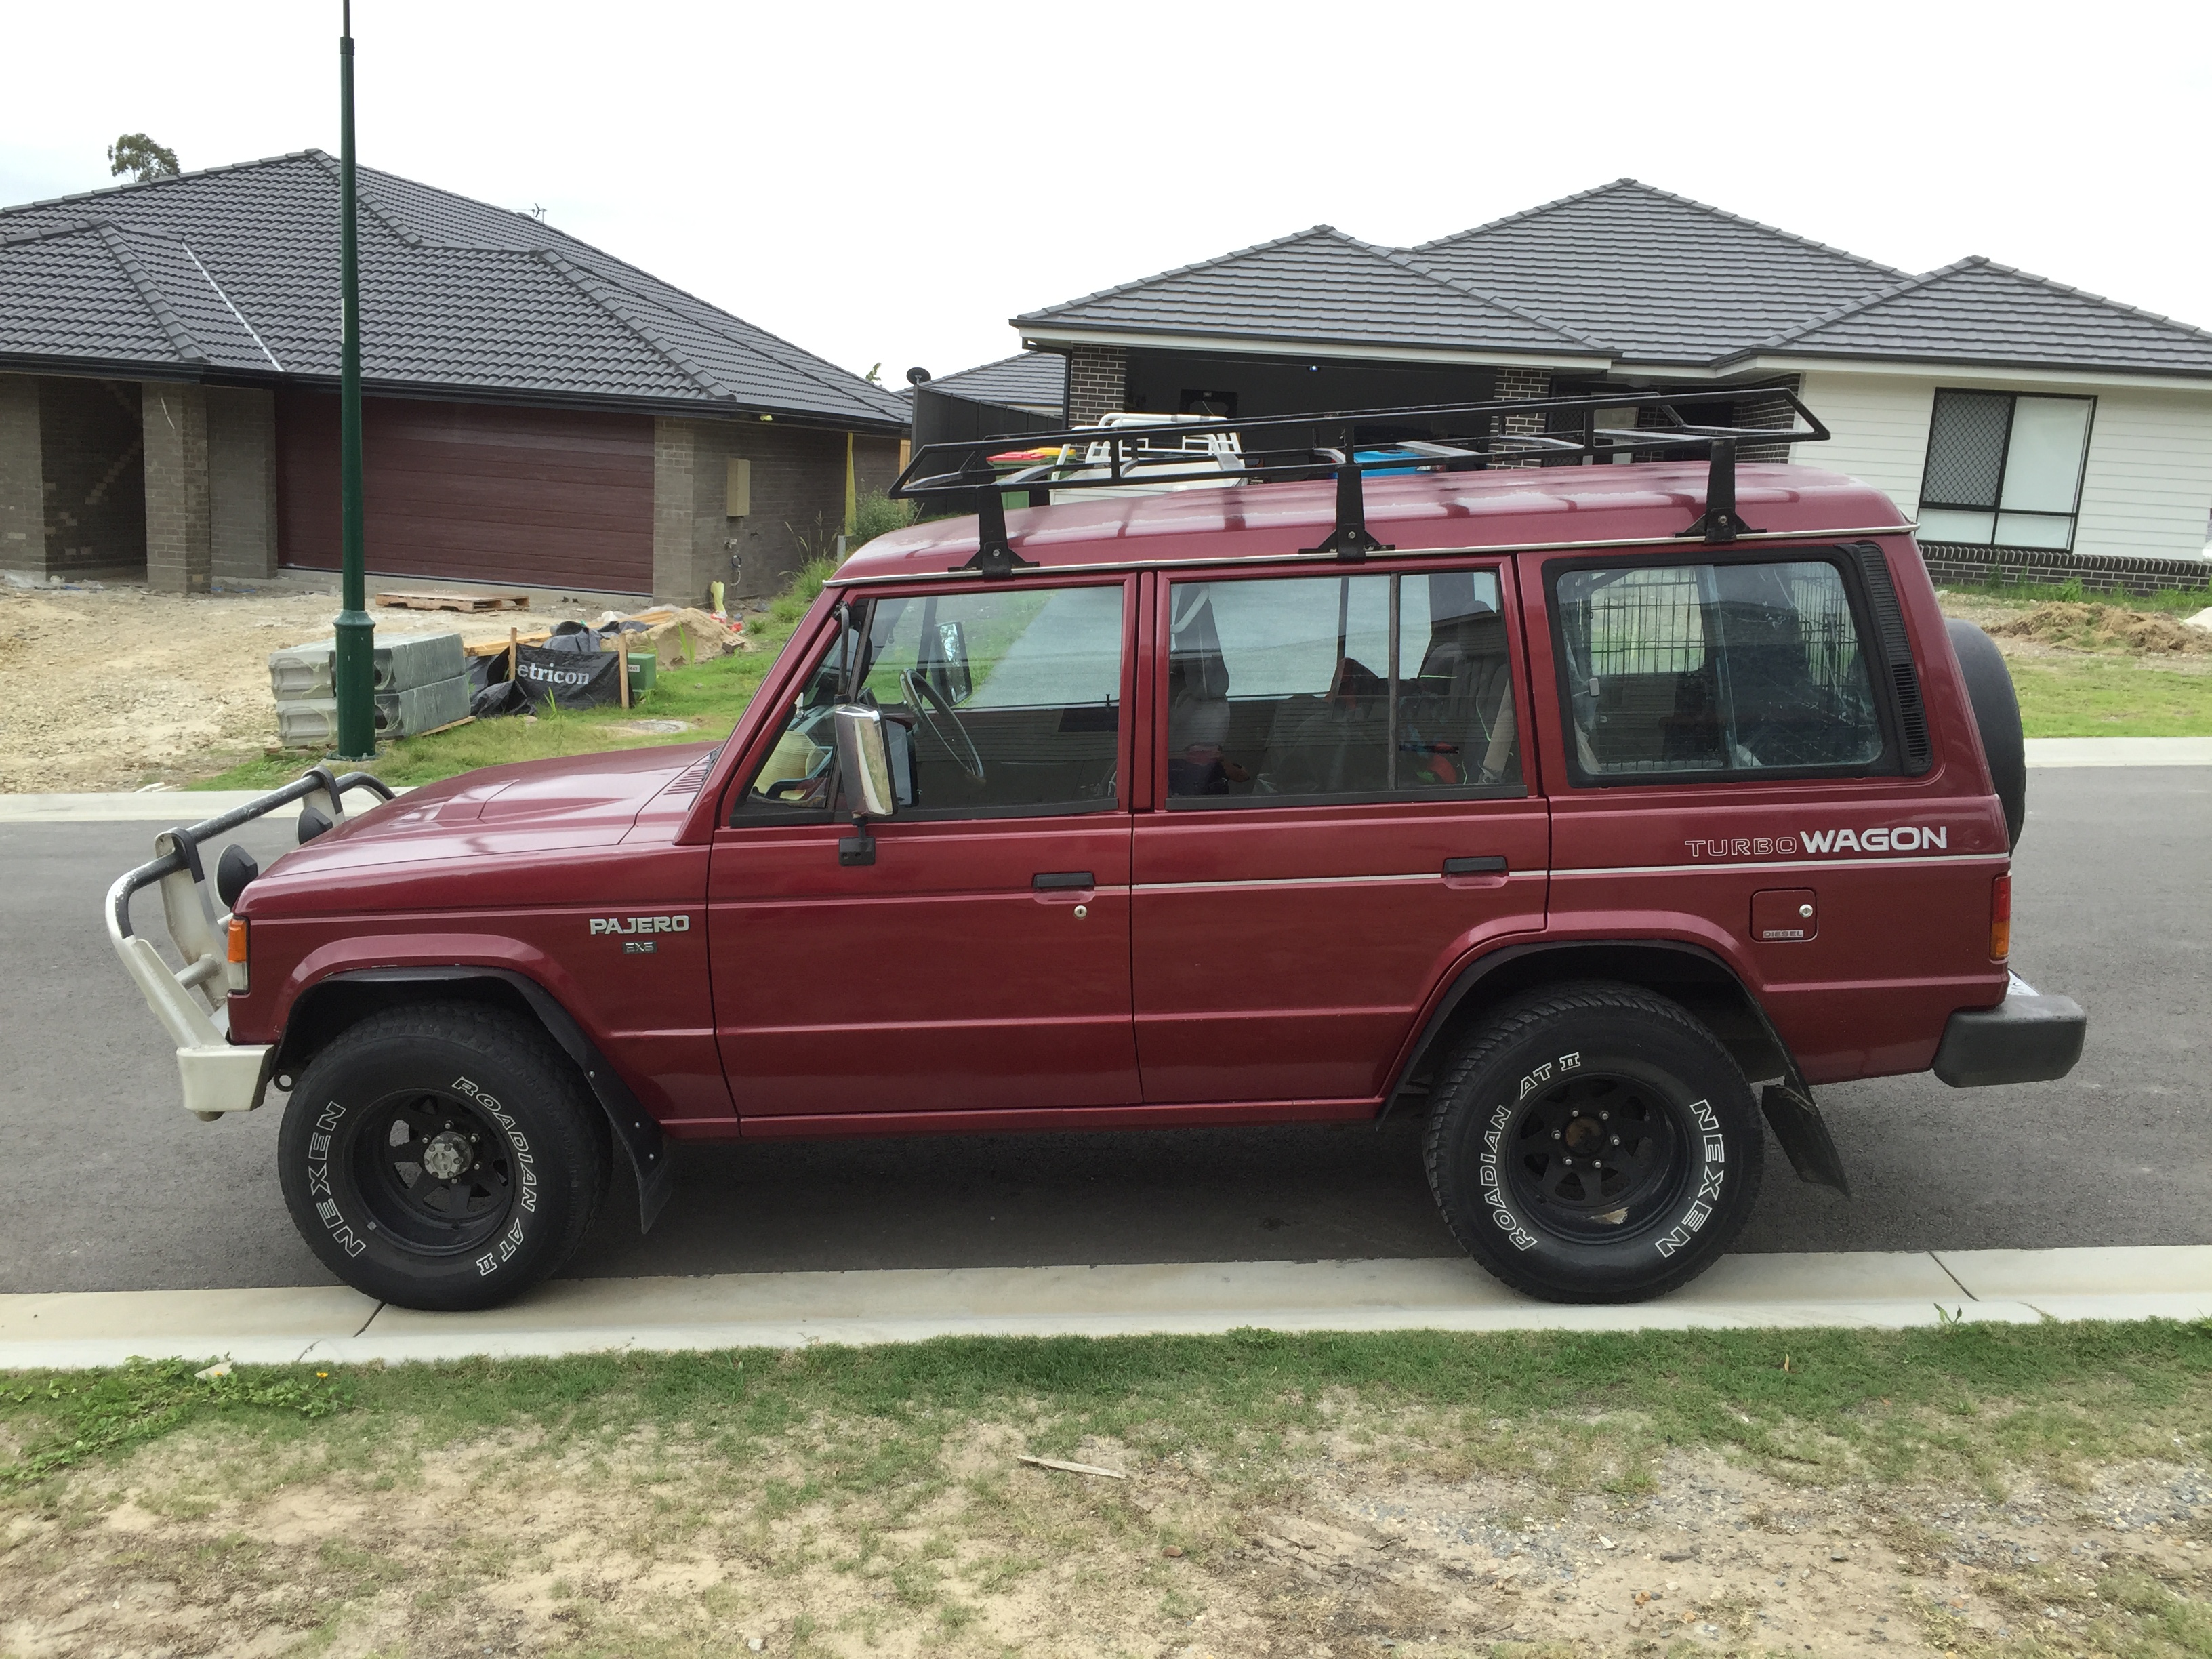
1683;827;1950;859
589;914;692;936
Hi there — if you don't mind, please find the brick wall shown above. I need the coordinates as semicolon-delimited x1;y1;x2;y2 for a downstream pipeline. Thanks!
207;386;277;581
0;375;40;574
653;416;859;603
1919;541;2212;597
1491;365;1550;468
143;382;210;594
1732;376;1802;464
1066;346;1127;427
853;433;902;502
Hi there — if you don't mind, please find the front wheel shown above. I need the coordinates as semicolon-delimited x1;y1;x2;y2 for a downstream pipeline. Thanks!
278;1002;609;1311
1423;982;1763;1303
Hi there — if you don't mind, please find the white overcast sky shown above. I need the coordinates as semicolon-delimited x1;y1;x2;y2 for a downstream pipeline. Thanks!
5;1;2207;386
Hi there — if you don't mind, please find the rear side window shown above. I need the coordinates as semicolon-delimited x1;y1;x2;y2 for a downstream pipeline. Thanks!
1551;559;1885;782
1165;569;1522;805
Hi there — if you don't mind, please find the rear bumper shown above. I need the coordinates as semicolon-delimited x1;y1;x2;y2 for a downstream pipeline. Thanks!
1933;974;2087;1088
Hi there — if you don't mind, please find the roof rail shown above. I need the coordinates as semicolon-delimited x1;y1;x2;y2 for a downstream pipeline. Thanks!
891;388;1830;574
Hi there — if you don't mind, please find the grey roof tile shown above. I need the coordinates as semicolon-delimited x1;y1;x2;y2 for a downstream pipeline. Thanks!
925;350;1066;407
1765;256;2212;375
0;151;905;426
1404;179;1904;362
1016;226;1602;356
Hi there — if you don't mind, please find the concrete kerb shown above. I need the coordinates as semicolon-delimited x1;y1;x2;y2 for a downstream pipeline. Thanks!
4;1248;2209;1371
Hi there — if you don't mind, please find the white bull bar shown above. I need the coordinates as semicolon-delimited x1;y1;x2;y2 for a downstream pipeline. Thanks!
106;765;396;1120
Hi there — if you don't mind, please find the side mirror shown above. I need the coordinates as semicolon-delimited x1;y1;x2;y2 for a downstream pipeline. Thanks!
930;620;973;705
832;705;897;821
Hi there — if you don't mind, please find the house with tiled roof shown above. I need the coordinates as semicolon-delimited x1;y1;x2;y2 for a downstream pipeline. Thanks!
0;150;908;598
1006;180;2212;588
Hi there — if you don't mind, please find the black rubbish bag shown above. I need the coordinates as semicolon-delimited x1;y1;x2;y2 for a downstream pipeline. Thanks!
543;620;602;655
471;678;526;718
512;644;622;712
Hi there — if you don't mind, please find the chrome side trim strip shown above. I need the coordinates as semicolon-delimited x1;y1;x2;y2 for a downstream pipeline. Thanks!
1552;853;2007;877
1128;852;2000;893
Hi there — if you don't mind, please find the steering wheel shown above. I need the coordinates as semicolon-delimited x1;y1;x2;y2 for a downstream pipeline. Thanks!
901;669;985;782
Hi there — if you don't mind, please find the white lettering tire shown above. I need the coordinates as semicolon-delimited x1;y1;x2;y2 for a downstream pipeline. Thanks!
1422;981;1763;1303
277;1003;610;1311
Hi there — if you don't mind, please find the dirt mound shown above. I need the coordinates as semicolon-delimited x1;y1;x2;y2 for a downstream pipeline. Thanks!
1986;600;2212;655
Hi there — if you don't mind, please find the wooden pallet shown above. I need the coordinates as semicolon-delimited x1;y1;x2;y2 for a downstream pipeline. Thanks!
375;589;529;613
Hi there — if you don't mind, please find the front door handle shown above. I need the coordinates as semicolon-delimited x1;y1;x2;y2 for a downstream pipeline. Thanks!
1443;856;1508;875
1032;870;1095;890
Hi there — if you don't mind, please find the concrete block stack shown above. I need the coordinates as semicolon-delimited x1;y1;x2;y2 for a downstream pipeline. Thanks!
268;631;470;749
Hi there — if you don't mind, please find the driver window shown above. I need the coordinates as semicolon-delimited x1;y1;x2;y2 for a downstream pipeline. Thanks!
857;583;1124;815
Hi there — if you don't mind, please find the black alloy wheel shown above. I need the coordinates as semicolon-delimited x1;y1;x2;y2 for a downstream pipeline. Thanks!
279;1002;609;1311
1498;1070;1687;1240
1425;981;1764;1303
354;1089;517;1254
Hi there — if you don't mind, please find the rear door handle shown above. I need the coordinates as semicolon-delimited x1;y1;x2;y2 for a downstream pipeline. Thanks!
1443;856;1508;875
1033;870;1096;890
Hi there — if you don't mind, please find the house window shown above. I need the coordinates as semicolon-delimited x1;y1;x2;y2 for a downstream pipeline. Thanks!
1917;390;2094;550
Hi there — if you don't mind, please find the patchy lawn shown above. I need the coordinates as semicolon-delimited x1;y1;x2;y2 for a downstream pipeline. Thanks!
1938;584;2212;738
5;1320;2212;1656
188;567;826;794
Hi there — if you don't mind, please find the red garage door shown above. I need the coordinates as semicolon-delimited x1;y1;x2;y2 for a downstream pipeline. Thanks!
277;392;655;594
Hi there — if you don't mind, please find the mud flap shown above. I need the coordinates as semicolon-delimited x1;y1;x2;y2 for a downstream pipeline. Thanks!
1760;1083;1849;1196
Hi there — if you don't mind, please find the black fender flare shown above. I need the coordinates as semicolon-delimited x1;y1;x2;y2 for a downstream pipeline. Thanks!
276;966;674;1232
1388;937;1848;1195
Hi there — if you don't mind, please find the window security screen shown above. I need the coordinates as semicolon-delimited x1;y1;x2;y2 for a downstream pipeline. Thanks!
1553;561;1884;779
1918;391;2093;550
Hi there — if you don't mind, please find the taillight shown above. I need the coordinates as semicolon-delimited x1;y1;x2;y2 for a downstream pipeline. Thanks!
1989;874;2011;961
226;916;250;994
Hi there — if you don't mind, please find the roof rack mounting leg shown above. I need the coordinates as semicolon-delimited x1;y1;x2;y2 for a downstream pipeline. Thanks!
1302;446;1395;562
952;476;1040;578
1677;438;1765;544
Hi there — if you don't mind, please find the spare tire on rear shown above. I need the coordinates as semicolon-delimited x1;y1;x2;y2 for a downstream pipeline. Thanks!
1946;618;2026;848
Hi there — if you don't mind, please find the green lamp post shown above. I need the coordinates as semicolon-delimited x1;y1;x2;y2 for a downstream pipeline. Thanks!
332;0;375;761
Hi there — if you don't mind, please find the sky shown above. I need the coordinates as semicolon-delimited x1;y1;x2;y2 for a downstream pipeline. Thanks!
5;1;2209;388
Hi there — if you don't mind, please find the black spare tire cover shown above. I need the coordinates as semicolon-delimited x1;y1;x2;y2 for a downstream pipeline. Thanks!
1946;618;2026;848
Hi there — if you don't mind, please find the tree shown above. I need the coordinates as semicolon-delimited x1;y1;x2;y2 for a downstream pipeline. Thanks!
108;134;180;184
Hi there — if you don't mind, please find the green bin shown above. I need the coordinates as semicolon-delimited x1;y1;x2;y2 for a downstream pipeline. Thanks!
624;651;657;695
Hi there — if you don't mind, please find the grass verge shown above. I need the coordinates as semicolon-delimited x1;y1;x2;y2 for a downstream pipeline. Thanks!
188;559;833;792
1938;576;2212;615
5;1320;2212;1656
2011;657;2212;738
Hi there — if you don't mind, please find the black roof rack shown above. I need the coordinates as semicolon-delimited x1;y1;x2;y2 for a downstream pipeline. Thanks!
890;388;1832;577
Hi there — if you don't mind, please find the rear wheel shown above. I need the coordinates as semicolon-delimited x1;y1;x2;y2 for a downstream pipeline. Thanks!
1423;982;1763;1303
278;1002;609;1311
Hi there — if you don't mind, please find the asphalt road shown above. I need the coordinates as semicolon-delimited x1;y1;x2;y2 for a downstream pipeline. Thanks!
3;765;2205;1294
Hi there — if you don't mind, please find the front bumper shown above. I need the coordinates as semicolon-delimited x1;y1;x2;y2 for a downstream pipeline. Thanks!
106;765;392;1120
1933;972;2087;1088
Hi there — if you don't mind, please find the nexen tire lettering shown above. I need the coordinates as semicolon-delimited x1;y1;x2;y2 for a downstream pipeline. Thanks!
1654;1098;1724;1258
306;1101;367;1258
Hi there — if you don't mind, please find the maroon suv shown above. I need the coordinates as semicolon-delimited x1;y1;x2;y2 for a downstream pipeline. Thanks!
110;394;2085;1310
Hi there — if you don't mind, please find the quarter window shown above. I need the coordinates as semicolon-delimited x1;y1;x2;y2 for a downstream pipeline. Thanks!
1917;390;2093;550
1552;560;1885;781
1165;569;1522;804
